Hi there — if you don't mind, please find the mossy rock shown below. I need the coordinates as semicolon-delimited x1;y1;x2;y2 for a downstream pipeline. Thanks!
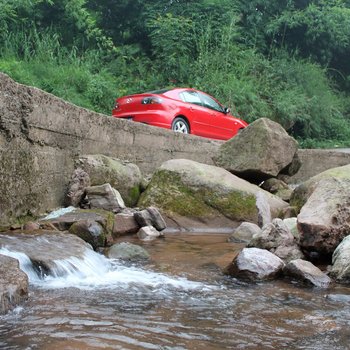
138;159;288;225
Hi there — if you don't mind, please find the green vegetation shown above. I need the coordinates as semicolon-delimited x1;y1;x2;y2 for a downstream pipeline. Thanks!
0;0;349;147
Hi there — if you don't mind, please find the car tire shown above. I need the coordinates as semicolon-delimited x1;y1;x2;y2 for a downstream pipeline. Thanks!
171;117;190;134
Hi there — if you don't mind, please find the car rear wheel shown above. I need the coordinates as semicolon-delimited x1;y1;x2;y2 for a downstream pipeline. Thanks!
172;117;190;134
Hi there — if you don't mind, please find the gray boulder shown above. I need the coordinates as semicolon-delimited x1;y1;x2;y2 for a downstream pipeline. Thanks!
248;218;304;262
0;254;29;314
284;259;332;288
69;219;105;249
106;242;150;261
228;222;261;243
225;247;285;281
297;177;350;255
137;226;163;241
134;207;167;231
76;154;142;207
112;212;140;238
85;183;125;212
138;159;288;227
213;118;299;183
330;235;350;283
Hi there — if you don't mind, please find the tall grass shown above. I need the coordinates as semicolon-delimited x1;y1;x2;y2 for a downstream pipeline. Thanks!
0;29;119;114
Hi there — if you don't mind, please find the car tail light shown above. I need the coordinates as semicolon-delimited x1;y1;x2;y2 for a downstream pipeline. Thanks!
114;102;119;109
141;97;163;104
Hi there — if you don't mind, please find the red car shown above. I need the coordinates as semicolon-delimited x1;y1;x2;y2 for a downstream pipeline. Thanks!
112;88;248;140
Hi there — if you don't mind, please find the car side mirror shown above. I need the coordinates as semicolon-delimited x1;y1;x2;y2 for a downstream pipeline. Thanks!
224;107;231;114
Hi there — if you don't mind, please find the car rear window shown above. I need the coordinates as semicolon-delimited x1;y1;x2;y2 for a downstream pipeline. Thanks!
147;89;171;94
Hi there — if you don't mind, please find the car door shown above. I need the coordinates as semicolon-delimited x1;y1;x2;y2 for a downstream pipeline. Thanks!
179;90;218;137
197;92;234;139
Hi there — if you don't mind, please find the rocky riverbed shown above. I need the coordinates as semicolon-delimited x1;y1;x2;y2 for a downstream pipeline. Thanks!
1;117;350;349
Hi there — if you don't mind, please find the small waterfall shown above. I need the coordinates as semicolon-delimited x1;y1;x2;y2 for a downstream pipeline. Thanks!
0;247;213;293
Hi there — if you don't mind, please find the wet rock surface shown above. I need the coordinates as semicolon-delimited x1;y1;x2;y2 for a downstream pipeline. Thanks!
225;247;285;281
0;254;29;314
283;259;332;288
0;231;92;276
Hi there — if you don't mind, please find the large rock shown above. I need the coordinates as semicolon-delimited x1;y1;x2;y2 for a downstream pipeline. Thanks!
0;232;93;277
296;177;350;256
248;218;304;262
69;219;105;249
0;254;29;314
76;155;142;207
112;212;140;238
138;159;288;227
224;247;285;281
290;164;350;212
85;183;125;212
330;235;350;283
134;207;167;231
213;118;299;183
283;259;332;288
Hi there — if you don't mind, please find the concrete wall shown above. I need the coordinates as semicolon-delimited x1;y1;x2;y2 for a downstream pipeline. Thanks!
0;73;221;226
1;73;349;226
290;149;350;184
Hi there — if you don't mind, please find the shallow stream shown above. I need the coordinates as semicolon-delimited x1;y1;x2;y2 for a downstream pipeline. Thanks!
1;233;350;349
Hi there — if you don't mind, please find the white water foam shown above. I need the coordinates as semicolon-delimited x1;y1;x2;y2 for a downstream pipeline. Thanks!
0;247;213;293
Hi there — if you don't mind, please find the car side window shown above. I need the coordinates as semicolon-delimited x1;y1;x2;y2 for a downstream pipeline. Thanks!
180;91;202;106
198;92;224;113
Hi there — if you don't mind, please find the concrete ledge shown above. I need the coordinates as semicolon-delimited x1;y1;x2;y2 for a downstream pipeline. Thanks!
0;73;221;226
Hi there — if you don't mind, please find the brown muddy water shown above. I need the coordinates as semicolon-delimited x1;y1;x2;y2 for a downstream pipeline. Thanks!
1;232;350;350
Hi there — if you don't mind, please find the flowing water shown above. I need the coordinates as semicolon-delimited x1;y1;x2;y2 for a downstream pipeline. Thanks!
1;233;350;350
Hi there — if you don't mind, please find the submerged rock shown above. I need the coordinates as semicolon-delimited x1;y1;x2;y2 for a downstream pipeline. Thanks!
138;159;288;227
0;254;29;315
225;247;285;281
106;242;150;261
213;118;299;183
